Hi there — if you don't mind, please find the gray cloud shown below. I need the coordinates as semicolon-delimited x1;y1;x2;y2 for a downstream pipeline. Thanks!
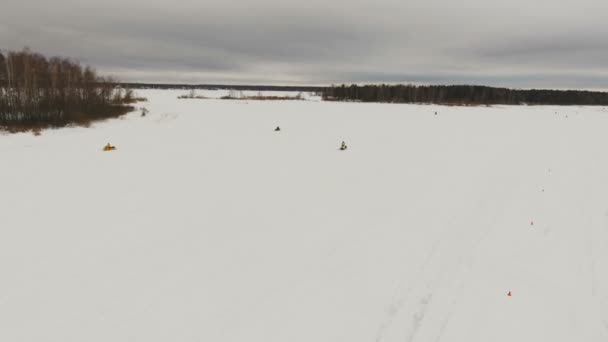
1;0;607;88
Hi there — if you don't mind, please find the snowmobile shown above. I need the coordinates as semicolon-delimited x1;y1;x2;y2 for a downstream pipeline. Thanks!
103;143;116;151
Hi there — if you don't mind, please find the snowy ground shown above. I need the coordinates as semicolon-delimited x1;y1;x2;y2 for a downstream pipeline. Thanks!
1;89;608;342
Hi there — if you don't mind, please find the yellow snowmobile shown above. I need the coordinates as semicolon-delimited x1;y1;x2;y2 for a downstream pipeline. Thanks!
103;143;116;151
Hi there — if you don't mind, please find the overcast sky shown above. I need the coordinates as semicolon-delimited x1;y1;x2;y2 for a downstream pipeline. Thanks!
1;0;607;88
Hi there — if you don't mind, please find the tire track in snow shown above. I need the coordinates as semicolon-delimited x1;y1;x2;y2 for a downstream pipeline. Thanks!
375;204;504;342
374;237;442;342
374;173;521;342
433;310;454;342
406;293;433;342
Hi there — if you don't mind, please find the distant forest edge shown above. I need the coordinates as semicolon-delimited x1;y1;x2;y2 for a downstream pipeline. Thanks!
0;49;138;132
119;82;324;93
322;84;608;106
122;82;608;106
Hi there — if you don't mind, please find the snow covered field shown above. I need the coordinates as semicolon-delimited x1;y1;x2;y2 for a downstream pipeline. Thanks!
1;89;608;342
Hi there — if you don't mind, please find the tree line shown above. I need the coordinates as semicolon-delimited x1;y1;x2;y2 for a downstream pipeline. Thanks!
322;84;608;106
120;82;323;93
0;48;135;130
